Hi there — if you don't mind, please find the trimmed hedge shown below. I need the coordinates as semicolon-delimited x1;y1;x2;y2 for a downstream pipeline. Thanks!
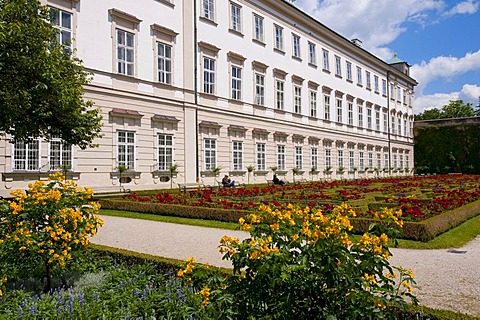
99;198;247;223
100;198;480;242
353;199;480;241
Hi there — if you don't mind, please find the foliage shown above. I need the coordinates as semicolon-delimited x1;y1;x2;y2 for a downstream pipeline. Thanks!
180;204;417;319
0;173;103;293
0;0;102;149
415;100;475;121
414;123;480;174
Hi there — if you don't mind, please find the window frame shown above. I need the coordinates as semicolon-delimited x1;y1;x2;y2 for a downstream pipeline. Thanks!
308;42;316;65
294;85;302;114
295;146;303;170
202;0;215;21
322;49;330;71
49;138;73;171
12;139;41;171
292;34;301;58
275;79;285;110
157;133;174;171
203;56;216;94
117;130;136;170
229;2;242;33
253;14;264;42
277;145;286;171
309;89;317;117
231;64;242;100
204;138;217;170
274;24;284;51
256;143;266;171
157;42;173;84
232;141;243;171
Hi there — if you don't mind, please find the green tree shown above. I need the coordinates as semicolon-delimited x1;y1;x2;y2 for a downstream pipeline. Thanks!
415;100;475;121
0;0;102;149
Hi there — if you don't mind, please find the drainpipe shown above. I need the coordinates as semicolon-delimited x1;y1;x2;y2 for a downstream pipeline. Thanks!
387;70;392;174
193;0;199;181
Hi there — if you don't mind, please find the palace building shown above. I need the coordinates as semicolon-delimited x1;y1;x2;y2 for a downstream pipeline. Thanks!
0;0;417;196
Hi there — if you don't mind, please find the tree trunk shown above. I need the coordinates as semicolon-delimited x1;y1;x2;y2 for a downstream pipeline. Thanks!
44;259;52;293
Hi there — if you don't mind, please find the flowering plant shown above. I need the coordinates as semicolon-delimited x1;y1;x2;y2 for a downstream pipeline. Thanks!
0;173;103;293
179;203;417;319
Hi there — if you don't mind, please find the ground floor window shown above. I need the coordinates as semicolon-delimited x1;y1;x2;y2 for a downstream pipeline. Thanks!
158;134;173;171
277;145;285;171
204;138;216;170
13;140;40;171
117;131;135;169
232;141;243;171
256;143;266;171
49;139;72;171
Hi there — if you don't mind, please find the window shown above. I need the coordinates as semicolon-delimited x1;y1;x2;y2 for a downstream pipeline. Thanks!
375;111;380;131
231;65;242;100
276;80;284;109
374;75;379;93
400;154;404;169
404;119;407;136
383;112;388;132
325;149;332;167
322;49;330;71
232;141;243;171
308;42;316;65
390;83;395;99
309;90;317;117
203;0;215;20
117;131;135;169
406;155;410;169
49;138;72;171
356;66;362;85
154;134;174;171
274;25;283;51
348;102;353;125
203;57;215;94
403;89;407;104
294;86;302;114
254;73;265;105
292;34;301;58
338;150;344;168
393;154;397;168
116;29;134;76
367;108;372;129
349;151;355;171
335;55;341;76
277;145;285;171
382;79;387;96
346;61;352;81
204;138;216;170
368;152;373;168
366;71;371;89
13;140;40;171
50;7;72;52
295;146;303;169
253;14;264;42
391;116;396;134
256;143;266;171
311;148;318;168
377;153;382;169
358;105;363;128
336;98;342;123
230;3;241;32
384;153;389;169
157;43;172;84
397;117;401;135
324;95;331;120
397;86;401;101
359;152;364;170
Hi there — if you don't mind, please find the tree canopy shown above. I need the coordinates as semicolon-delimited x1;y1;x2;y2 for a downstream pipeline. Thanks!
0;0;102;149
415;100;475;121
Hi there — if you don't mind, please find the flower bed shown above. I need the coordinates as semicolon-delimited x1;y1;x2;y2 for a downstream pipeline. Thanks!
114;175;480;222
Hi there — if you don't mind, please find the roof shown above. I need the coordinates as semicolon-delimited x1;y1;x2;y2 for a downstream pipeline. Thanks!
387;52;404;65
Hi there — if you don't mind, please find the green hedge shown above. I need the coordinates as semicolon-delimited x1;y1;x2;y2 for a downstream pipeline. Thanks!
415;123;480;174
100;198;480;242
353;199;480;241
99;199;247;223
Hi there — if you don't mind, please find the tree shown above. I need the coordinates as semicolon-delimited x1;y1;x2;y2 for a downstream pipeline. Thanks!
0;173;103;293
415;100;475;121
0;0;102;149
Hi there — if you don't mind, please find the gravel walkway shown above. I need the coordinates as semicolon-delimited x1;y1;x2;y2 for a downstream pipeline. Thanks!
91;215;480;316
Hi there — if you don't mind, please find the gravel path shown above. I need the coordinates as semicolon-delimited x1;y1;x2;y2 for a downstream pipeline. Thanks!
91;215;480;316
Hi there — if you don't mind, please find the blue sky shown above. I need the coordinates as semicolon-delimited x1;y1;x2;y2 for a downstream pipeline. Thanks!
294;0;480;113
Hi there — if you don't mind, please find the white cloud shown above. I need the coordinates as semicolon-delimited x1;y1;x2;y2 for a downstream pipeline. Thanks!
294;0;445;60
410;49;480;95
443;0;480;16
414;84;480;114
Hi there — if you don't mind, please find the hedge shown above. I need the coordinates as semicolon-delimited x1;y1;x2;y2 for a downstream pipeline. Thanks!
100;198;480;242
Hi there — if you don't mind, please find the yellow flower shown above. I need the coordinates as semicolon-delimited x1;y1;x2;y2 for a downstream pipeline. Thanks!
402;281;413;292
407;269;414;279
270;223;279;231
199;287;210;306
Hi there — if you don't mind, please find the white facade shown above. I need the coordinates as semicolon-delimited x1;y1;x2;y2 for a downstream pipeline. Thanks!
0;0;417;196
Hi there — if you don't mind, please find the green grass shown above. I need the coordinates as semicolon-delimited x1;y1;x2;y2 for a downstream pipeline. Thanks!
100;209;240;230
101;209;480;250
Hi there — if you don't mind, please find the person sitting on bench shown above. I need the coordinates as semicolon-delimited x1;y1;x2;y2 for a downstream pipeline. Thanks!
272;174;285;186
222;175;236;188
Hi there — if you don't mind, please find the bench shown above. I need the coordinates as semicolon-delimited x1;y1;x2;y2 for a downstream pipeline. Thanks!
177;183;204;193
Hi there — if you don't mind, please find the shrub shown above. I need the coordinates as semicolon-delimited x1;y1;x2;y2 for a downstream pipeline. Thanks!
180;203;417;319
0;173;103;293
